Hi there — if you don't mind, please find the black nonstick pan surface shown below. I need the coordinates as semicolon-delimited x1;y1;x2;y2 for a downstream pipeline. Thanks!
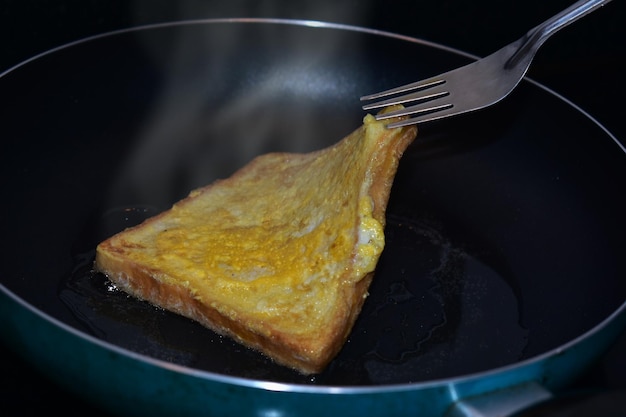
1;18;625;417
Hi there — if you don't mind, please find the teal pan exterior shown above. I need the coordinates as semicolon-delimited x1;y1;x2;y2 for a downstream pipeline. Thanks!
2;284;625;417
1;17;625;417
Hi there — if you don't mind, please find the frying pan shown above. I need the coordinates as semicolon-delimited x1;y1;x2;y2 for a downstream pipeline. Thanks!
1;18;625;417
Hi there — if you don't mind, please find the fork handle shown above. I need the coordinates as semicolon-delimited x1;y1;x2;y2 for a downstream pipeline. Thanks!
507;0;612;68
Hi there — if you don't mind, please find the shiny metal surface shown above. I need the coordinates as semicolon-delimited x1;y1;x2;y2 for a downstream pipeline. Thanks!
361;0;612;127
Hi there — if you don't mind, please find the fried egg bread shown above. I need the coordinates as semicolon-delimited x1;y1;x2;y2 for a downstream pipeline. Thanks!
95;107;417;374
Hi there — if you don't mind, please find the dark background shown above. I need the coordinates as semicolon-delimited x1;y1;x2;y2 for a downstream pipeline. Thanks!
1;1;625;416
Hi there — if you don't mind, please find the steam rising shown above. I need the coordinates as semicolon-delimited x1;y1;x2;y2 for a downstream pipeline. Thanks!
108;2;370;208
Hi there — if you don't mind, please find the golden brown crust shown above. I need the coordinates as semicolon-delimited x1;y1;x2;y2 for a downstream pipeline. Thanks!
97;245;362;373
95;108;417;374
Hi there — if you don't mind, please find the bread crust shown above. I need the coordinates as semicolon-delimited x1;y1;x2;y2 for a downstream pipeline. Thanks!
95;109;417;374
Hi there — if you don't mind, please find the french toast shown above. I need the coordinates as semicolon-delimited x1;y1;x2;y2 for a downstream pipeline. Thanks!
95;107;417;374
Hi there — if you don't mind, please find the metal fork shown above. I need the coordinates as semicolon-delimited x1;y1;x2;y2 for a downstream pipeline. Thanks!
361;0;612;128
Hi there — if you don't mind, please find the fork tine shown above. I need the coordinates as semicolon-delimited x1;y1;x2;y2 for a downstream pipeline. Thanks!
362;80;451;112
362;88;449;111
370;92;456;128
375;94;453;120
360;77;445;102
384;104;456;128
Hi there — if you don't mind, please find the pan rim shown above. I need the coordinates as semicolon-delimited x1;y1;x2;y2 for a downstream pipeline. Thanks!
2;16;623;153
1;17;625;394
2;282;625;394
